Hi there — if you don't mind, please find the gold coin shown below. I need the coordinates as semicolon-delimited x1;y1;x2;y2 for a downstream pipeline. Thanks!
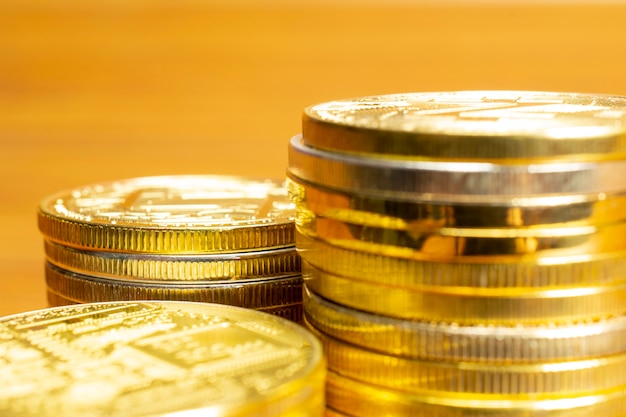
38;175;295;254
288;175;626;229
288;135;626;204
307;322;626;396
303;286;626;362
297;213;626;259
297;231;626;288
46;288;79;306
326;370;626;417
303;91;626;161
44;239;301;281
324;409;350;417
46;287;304;322
45;262;303;313
303;263;626;325
0;301;325;417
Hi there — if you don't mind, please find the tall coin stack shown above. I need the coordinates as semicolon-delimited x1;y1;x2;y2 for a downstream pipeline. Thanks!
38;175;303;321
287;91;626;416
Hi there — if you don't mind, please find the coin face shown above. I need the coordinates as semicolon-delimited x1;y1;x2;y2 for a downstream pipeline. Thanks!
38;176;296;253
41;175;294;228
0;301;324;417
303;91;626;160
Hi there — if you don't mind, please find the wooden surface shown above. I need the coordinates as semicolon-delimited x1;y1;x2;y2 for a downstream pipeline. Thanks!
2;1;626;317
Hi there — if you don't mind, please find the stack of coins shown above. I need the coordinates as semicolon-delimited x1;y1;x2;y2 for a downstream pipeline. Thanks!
287;91;626;416
38;175;303;321
0;300;325;416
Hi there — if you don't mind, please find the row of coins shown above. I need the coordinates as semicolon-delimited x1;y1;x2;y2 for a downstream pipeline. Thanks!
0;301;325;416
289;91;626;415
37;175;304;321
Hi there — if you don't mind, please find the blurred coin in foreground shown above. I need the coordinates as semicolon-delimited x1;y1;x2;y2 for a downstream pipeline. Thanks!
0;301;325;417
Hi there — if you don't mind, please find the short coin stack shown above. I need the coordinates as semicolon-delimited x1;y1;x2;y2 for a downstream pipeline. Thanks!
0;300;325;416
287;91;626;416
38;175;303;321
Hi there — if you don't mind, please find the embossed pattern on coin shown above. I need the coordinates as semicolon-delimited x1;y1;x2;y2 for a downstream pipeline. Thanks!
303;91;626;160
38;175;296;253
0;301;324;417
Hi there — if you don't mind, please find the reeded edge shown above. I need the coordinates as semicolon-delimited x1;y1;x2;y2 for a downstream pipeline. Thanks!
327;370;626;417
46;288;79;306
38;210;296;254
45;262;303;309
303;286;626;362
307;319;626;395
44;239;300;281
45;287;305;323
302;264;626;324
288;135;626;202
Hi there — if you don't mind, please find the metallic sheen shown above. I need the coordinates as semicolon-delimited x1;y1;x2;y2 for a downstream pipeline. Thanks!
287;175;626;228
38;175;295;253
308;322;626;395
303;91;626;161
44;239;300;281
0;301;325;417
304;287;626;362
45;262;303;313
297;231;626;288
303;263;626;325
326;370;626;417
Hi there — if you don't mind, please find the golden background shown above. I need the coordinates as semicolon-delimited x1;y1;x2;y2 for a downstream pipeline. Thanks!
2;1;626;316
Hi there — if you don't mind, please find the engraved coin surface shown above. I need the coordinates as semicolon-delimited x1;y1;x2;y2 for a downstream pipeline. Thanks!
0;301;325;417
38;175;296;253
303;91;626;160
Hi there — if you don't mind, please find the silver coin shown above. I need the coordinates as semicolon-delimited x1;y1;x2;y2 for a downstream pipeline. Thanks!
289;134;626;202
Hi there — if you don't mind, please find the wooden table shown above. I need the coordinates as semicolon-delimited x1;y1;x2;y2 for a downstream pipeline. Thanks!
2;1;626;317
